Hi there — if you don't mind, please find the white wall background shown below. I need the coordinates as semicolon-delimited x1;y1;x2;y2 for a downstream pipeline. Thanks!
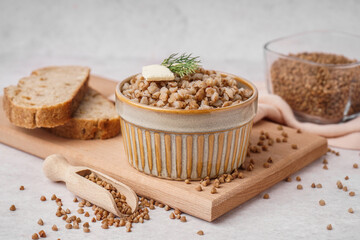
1;0;359;88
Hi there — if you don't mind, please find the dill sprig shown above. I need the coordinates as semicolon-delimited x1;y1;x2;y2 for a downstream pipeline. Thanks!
161;53;201;77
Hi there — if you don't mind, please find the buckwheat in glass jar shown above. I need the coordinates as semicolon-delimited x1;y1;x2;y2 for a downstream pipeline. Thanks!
121;68;253;110
265;31;360;124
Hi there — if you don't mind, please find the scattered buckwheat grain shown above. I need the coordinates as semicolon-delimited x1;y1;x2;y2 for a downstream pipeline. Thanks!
319;200;326;206
73;222;80;229
40;196;46;201
38;230;46;238
337;181;343;189
353;163;358;169
297;184;303;190
19;186;25;190
349;191;355;196
32;233;39;239
327;224;333;230
9;205;16;211
263;193;270;199
197;230;204;235
37;219;44;226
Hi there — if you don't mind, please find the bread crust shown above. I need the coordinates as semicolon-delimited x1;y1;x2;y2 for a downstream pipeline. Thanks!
2;67;89;129
48;117;120;140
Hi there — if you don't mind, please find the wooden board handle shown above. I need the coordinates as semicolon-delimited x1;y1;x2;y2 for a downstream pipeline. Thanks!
43;154;70;182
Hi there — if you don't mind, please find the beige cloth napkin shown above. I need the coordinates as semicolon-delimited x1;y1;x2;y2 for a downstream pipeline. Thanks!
254;94;360;150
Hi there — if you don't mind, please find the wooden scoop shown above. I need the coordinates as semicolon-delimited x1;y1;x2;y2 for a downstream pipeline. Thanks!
43;154;138;217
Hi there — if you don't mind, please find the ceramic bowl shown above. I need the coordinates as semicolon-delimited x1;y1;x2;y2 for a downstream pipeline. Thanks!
115;71;258;180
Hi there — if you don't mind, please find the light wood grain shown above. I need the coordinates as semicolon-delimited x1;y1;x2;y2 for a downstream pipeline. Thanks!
0;75;328;222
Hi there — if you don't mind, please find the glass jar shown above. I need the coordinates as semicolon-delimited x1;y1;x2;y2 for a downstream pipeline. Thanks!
264;31;360;124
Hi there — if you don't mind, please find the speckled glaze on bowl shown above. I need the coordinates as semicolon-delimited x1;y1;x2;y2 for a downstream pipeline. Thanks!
115;71;258;180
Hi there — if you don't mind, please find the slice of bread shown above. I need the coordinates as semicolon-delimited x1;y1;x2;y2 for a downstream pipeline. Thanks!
48;88;120;140
3;66;90;128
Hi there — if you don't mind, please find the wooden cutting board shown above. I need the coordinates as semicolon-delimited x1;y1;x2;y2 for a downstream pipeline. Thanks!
0;75;328;222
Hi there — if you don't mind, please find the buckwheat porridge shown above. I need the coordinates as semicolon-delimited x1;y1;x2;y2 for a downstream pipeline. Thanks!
121;68;253;110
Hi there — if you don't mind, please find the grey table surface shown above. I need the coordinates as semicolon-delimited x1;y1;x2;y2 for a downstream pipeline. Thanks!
0;0;359;239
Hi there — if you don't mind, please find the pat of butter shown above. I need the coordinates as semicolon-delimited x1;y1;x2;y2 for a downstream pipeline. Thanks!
142;64;175;81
